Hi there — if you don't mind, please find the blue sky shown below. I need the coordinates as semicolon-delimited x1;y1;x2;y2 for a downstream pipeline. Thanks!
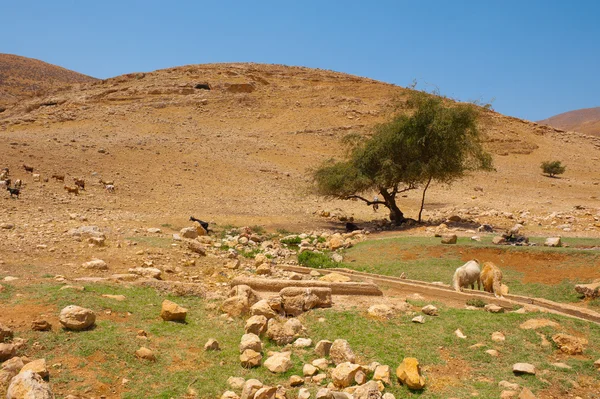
2;1;598;121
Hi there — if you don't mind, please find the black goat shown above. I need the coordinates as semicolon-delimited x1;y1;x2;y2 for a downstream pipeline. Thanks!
7;186;19;198
189;216;210;232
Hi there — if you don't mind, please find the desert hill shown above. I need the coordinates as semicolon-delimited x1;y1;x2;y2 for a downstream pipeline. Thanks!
538;106;600;137
0;53;97;110
1;61;600;233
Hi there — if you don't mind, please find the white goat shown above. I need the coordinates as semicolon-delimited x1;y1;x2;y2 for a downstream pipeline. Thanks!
105;184;115;193
452;259;481;292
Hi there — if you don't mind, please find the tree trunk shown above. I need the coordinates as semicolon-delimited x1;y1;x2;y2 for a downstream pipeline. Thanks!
418;176;432;223
380;188;404;225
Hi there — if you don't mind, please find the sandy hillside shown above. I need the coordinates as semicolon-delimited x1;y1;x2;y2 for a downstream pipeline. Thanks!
0;61;599;235
538;106;600;137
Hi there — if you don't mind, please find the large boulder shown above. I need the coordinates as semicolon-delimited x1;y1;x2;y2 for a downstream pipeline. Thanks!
6;370;54;399
59;305;96;331
396;358;425;390
20;359;49;379
330;339;356;365
263;352;293;373
240;349;262;368
160;300;188;322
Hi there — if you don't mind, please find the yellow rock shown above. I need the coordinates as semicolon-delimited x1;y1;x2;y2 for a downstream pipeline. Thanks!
396;357;425;390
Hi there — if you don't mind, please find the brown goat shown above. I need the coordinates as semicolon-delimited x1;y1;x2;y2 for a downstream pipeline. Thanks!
52;174;65;182
64;185;79;195
73;178;85;190
23;164;34;173
480;262;504;298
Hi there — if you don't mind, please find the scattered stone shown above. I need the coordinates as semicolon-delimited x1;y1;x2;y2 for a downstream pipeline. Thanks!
254;386;277;399
240;349;262;368
331;362;362;388
81;258;108;270
552;333;587;355
294;338;312;348
256;264;271;275
298;388;310;399
441;234;457;244
421;305;438;316
160;299;188;322
492;332;506;342
245;315;268;336
180;227;198;239
0;322;14;341
289;375;304;387
486;349;499;357
251;299;278;319
551;362;572;369
129;267;162;279
353;380;382;399
485;304;504;313
264;351;293;373
303;363;318;376
147;228;162;233
20;358;49;379
411;315;426;324
0;343;16;362
519;319;560;330
312;358;330;371
222;296;251;317
373;365;391;385
492;236;506;245
221;391;240;399
330;339;356;365
187;240;207;256
6;370;53;399
58;305;96;331
240;379;263;399
204;338;220;351
519;387;537;399
544;237;562;247
0;223;14;229
240;333;262;353
455;329;467;339
266;317;303;345
396;357;425;390
315;388;331;399
513;363;536;375
368;304;394;320
135;347;156;361
226;259;241;270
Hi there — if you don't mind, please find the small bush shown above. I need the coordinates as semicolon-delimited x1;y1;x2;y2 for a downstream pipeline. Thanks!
466;298;486;308
280;236;302;246
541;160;566;177
298;251;337;269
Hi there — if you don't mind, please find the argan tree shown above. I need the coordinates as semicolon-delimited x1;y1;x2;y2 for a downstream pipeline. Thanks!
313;91;494;224
540;160;566;177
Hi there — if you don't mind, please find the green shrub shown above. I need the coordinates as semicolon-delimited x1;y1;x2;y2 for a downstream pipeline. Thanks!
280;236;302;246
298;251;337;269
541;160;566;177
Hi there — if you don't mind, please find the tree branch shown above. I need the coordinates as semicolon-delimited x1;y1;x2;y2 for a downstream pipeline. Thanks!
344;195;386;206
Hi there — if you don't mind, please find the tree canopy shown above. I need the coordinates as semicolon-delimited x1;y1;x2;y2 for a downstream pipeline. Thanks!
540;160;566;177
313;91;494;224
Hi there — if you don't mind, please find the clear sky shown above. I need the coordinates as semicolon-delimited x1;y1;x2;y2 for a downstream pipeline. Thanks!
2;0;598;121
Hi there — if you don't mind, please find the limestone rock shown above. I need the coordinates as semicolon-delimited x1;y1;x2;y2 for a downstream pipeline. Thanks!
0;343;16;362
455;329;467;339
298;388;311;399
245;315;268;336
594;358;600;370
129;267;162;279
21;358;49;379
240;333;262;353
412;315;426;324
373;364;391;385
294;338;312;348
289;375;304;387
222;296;251;317
512;363;536;375
396;357;425;390
492;236;506;245
574;282;600;299
353;380;383;399
227;376;245;390
280;287;332;316
180;227;198;239
312;358;330;370
314;340;333;357
441;234;457;244
241;379;263;399
330;339;356;365
518;387;537;399
240;349;262;368
332;362;362;388
58;305;96;331
303;363;318;376
264;352;293;373
552;333;587;355
256;264;271;276
6;370;53;399
254;386;277;399
544;237;562;247
421;305;438;316
499;381;520;391
485;304;504;313
221;391;240;399
204;338;220;351
486;349;499;357
160;300;187;322
135;347;156;361
266;318;303;345
251;300;278;319
187;240;207;256
492;332;506;342
368;304;394;320
81;259;108;270
230;285;260;305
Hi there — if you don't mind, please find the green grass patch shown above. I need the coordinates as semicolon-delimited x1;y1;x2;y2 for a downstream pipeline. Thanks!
298;251;337;269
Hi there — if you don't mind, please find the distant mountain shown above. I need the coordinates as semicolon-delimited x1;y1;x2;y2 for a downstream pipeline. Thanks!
0;53;97;109
538;107;600;137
